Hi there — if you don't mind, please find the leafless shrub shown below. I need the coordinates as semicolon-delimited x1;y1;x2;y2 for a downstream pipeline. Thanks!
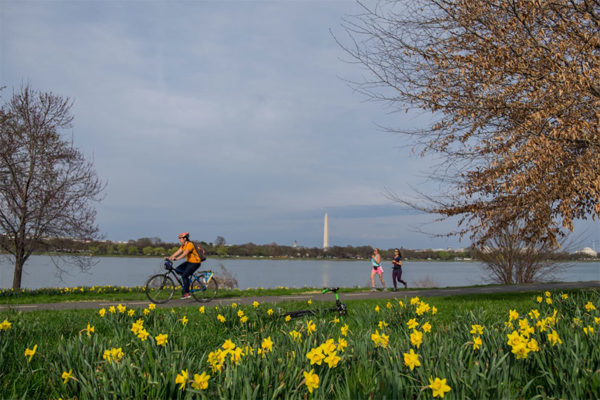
214;263;238;289
412;274;439;288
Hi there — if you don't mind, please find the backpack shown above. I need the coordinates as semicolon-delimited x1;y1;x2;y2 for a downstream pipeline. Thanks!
193;242;207;262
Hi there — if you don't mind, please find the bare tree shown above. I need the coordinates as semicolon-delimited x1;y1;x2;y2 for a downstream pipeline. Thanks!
337;0;600;247
0;86;106;289
472;223;566;284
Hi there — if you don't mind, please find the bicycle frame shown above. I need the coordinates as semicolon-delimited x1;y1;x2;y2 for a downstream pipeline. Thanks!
282;287;347;323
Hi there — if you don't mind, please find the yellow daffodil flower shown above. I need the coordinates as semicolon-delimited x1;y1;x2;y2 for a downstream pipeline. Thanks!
303;369;319;393
410;329;423;348
403;348;420;371
24;344;37;362
473;336;482;351
306;348;325;365
407;318;419;330
61;369;73;384
191;372;210;390
324;351;341;368
155;333;168;346
175;369;188;391
428;376;451;398
261;336;274;353
306;320;316;335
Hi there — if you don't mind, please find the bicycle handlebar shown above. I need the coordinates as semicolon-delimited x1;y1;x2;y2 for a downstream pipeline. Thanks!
322;287;339;294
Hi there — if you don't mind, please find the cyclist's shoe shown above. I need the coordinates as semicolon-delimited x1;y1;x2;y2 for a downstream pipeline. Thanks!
181;293;191;299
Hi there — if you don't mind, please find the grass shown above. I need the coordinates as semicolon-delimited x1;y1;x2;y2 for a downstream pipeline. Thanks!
1;288;598;399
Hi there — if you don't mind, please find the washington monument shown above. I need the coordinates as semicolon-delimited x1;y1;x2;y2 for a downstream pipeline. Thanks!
323;213;329;250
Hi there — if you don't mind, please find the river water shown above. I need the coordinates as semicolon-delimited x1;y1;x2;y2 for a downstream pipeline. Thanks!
0;255;598;290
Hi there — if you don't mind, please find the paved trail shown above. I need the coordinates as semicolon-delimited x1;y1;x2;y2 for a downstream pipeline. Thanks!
1;281;598;313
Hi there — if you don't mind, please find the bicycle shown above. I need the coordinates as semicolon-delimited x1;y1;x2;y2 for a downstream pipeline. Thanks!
281;287;347;323
145;259;218;304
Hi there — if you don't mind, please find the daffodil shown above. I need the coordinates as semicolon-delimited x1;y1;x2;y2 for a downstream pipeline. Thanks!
407;318;419;330
320;339;337;354
303;369;319;393
109;306;116;314
410;329;423;348
222;339;236;351
306;348;325;365
289;330;302;343
584;325;594;335
117;304;126;313
472;336;482;351
217;314;226;323
337;337;348;352
306;320;316;335
61;369;73;384
143;308;150;315
231;302;237;308
547;330;562;346
324;351;341;368
128;309;135;317
267;308;274;315
24;344;37;362
84;323;94;337
252;301;260;308
428;376;451;398
374;305;380;313
262;336;274;352
155;333;168;346
0;319;11;330
240;315;248;323
561;293;568;299
371;330;389;348
148;303;156;310
585;301;597;312
340;324;349;336
386;301;392;309
103;347;124;364
181;316;189;326
403;348;420;371
191;372;210;390
470;324;484;335
237;310;244;318
199;306;205;314
308;299;312;305
378;320;388;330
285;315;291;322
98;308;106;318
509;309;519;322
422;322;432;333
175;369;188;390
137;329;150;341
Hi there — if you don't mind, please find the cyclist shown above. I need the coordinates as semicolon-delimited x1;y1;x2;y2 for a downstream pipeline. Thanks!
167;232;201;299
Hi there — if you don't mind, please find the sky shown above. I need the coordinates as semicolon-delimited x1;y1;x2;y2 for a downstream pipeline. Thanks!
1;1;599;251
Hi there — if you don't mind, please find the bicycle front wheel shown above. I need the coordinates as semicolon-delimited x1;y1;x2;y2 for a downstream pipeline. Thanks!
191;274;218;302
145;274;175;304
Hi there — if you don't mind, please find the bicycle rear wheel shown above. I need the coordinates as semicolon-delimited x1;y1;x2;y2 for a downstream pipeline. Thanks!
282;309;317;319
145;274;175;304
191;274;218;302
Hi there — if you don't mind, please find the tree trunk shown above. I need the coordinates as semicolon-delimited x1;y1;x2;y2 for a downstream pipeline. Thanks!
12;256;25;290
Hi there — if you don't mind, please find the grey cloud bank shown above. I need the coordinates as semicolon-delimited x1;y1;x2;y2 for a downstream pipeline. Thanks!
1;1;598;250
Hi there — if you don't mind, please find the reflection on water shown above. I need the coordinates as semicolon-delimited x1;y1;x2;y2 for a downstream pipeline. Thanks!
0;255;598;290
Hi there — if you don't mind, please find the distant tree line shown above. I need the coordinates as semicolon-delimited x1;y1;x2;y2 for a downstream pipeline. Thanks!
2;236;592;262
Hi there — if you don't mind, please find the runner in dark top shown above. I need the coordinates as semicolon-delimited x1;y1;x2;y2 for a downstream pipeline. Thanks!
391;249;407;291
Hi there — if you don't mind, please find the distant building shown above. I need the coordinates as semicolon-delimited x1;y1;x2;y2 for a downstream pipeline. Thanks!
577;247;598;257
